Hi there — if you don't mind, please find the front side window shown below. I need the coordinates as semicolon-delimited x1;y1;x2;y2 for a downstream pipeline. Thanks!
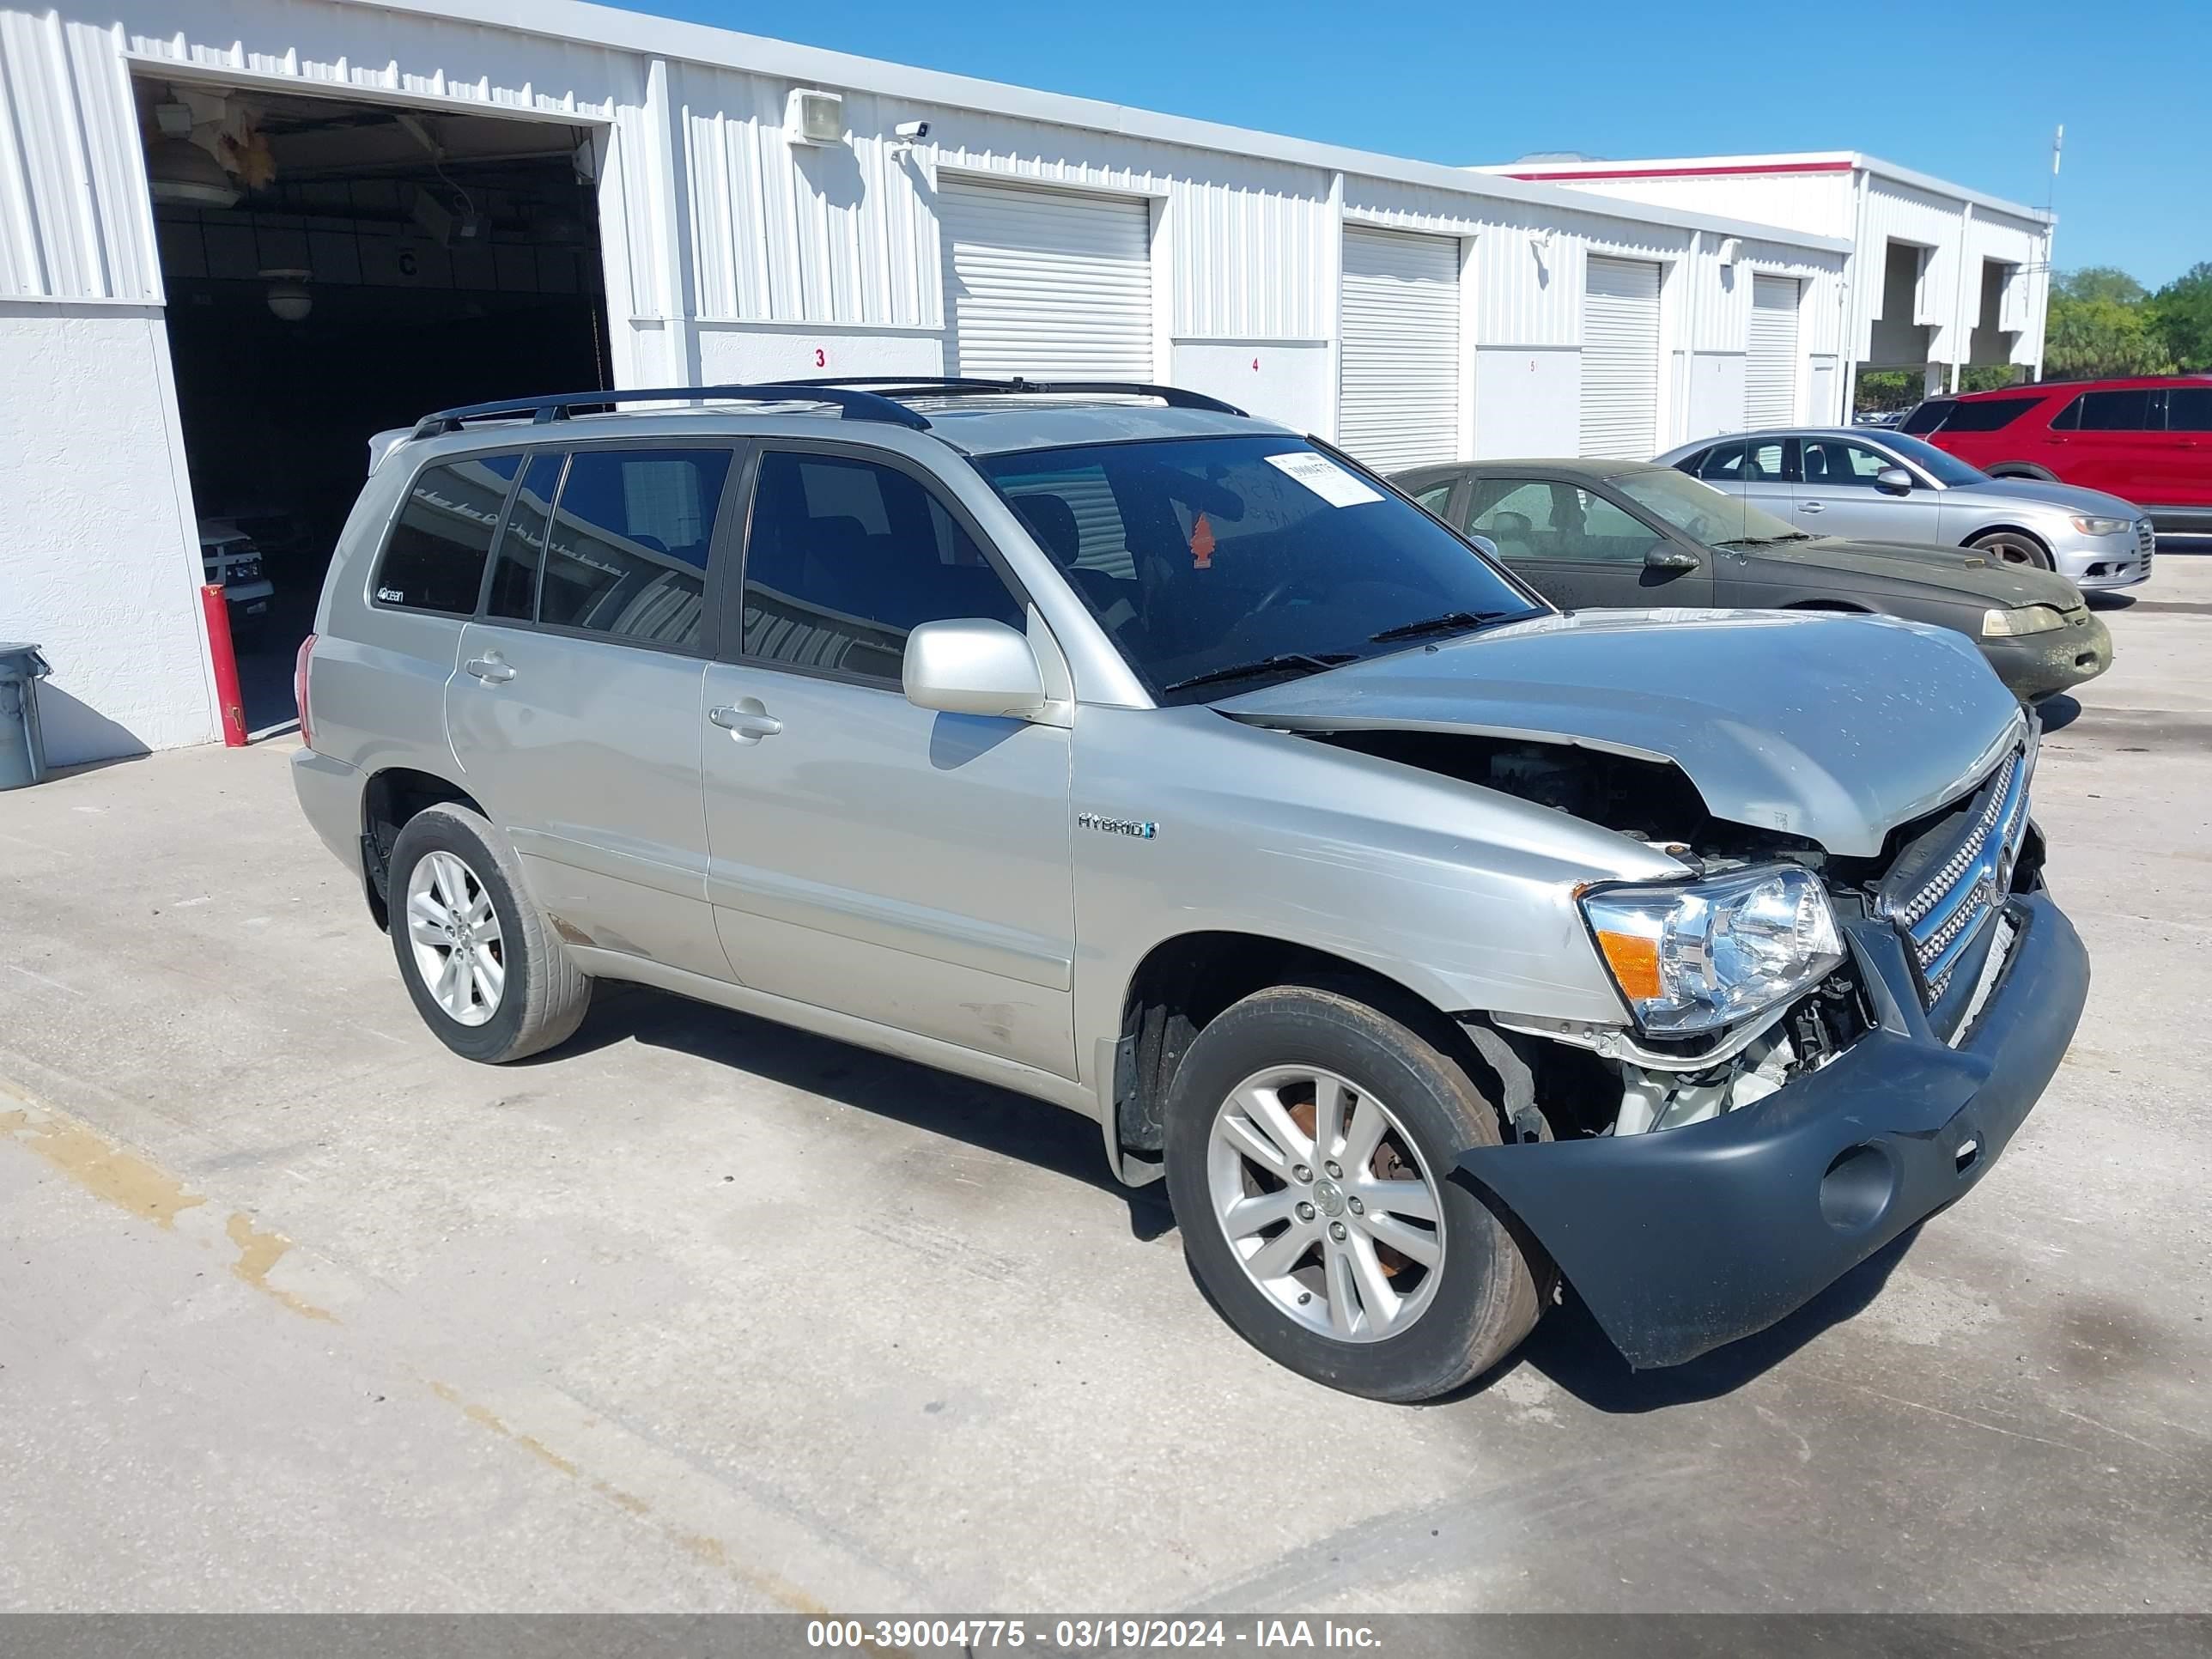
2167;386;2212;433
1875;433;1987;486
1615;468;1806;548
741;452;1025;683
538;447;732;651
976;436;1543;702
374;453;521;614
1799;439;1893;489
1470;479;1657;563
2064;389;2154;431
1468;480;1559;557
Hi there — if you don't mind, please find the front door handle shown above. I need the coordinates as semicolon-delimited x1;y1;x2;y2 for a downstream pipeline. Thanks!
709;703;783;740
465;655;516;683
1799;501;1825;514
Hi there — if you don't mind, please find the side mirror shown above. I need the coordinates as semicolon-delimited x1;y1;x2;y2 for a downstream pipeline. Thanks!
902;618;1047;720
1875;465;1914;496
1466;533;1501;561
1645;544;1702;571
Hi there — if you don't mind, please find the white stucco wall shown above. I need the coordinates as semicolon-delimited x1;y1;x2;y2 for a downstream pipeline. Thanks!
0;301;217;764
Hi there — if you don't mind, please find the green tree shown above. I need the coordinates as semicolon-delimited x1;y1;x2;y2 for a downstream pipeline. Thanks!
2149;263;2212;371
2045;266;2174;379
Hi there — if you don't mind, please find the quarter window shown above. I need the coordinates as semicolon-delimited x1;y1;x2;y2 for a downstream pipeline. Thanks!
537;448;732;651
374;453;521;615
742;452;1024;682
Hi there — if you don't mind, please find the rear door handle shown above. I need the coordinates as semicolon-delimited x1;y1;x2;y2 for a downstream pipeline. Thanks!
465;655;516;683
1799;501;1825;513
709;704;782;739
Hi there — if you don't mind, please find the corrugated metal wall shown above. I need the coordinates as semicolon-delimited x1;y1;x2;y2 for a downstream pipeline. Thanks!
0;12;160;301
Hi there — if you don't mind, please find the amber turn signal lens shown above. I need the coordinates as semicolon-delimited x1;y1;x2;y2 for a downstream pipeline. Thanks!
1595;930;1662;1001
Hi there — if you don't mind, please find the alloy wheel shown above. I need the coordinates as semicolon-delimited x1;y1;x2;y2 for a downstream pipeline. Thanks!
404;850;506;1026
1206;1066;1444;1342
1973;532;2051;570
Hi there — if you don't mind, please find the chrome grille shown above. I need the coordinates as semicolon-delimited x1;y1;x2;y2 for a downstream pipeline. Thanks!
2136;520;2157;562
1884;746;2033;1003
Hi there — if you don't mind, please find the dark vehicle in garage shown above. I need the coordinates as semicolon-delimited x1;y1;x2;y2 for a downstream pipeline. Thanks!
1395;459;2110;702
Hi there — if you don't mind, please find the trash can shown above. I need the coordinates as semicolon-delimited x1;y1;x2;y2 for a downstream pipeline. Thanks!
0;642;52;790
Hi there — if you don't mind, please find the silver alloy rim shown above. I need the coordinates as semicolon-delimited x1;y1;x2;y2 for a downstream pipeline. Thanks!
404;850;505;1027
1976;532;2049;570
1207;1066;1444;1343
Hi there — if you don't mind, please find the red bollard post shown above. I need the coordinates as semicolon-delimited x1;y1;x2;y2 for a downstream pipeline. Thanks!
200;583;249;747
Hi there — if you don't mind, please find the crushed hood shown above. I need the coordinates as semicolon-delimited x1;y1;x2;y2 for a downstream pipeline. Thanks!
1218;609;2026;858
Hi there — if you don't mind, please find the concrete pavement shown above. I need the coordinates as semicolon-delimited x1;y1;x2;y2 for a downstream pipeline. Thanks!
1;562;2207;1613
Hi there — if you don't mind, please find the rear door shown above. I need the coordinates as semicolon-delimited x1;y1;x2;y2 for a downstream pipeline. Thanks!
2046;387;2158;499
1793;435;1943;544
445;441;740;981
1466;475;1707;610
2158;385;2212;507
698;444;1077;1078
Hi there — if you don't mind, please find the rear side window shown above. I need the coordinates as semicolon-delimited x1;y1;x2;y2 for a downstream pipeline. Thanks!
487;452;563;621
537;448;733;652
374;454;521;614
1698;440;1789;482
2060;389;2155;431
1929;396;2039;434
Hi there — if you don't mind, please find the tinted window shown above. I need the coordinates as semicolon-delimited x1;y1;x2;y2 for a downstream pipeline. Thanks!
1800;439;1893;488
2065;389;2154;431
1875;433;1987;486
488;451;563;621
1925;397;2038;434
374;453;520;614
1698;440;1789;482
978;436;1542;702
743;452;1024;682
1468;480;1559;555
1899;400;1954;434
538;448;732;650
1412;481;1455;515
2168;386;2212;433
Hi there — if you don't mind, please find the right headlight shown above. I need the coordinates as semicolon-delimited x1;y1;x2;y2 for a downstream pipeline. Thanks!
2069;514;2131;537
1982;605;2069;637
1582;865;1845;1036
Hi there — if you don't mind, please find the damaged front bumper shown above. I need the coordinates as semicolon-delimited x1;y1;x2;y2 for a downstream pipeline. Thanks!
1983;611;2112;702
1455;890;2089;1369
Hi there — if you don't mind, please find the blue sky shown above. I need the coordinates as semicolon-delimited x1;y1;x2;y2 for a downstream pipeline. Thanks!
632;0;2203;290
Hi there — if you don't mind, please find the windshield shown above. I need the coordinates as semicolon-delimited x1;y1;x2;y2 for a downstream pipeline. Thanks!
1875;432;1990;487
976;435;1545;702
1613;469;1806;548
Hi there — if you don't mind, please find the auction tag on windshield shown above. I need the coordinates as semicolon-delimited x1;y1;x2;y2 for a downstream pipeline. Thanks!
1264;450;1383;507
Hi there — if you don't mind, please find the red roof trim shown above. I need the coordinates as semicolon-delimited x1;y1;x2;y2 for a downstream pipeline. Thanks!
1504;160;1855;182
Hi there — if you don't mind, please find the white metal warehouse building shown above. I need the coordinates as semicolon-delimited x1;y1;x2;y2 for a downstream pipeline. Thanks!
3;0;2037;765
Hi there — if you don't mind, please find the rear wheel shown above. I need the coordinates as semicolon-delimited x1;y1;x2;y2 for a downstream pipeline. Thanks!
387;804;591;1063
1969;528;2053;571
1163;986;1549;1401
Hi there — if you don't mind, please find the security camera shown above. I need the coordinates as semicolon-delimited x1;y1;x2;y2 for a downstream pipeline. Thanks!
894;120;930;142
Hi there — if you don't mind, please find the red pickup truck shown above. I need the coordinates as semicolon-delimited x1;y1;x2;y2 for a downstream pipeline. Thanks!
1902;375;2212;535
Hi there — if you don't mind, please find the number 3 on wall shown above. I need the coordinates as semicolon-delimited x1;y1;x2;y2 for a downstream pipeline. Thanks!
815;347;827;368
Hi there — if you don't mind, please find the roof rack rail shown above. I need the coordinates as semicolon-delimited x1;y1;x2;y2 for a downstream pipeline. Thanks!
775;375;1249;417
408;383;932;441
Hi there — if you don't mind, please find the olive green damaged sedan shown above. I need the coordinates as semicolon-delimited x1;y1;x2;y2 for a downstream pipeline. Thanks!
1395;459;2111;701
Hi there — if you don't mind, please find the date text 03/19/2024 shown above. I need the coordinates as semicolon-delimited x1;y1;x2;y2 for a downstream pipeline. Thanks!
805;1619;1382;1650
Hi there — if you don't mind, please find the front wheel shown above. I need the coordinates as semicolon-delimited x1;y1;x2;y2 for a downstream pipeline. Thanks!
386;804;592;1063
1969;528;2053;571
1163;986;1550;1401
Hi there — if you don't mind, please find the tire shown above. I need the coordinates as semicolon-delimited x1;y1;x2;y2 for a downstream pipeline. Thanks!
386;804;592;1063
1162;985;1549;1402
1968;528;2054;571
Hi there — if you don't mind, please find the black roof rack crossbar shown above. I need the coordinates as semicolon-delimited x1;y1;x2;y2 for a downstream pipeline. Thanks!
409;383;932;440
774;375;1249;417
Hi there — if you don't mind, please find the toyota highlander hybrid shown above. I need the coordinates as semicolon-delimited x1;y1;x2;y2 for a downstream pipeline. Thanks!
292;380;2089;1401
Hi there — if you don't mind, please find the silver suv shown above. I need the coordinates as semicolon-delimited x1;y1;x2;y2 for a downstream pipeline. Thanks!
294;380;2089;1401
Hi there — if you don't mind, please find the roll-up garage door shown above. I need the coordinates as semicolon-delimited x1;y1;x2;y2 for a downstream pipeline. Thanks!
1580;256;1662;459
1339;227;1462;471
1746;275;1802;428
939;179;1154;380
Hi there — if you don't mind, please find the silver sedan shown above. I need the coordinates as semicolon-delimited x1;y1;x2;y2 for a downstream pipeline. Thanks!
1653;427;2154;591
